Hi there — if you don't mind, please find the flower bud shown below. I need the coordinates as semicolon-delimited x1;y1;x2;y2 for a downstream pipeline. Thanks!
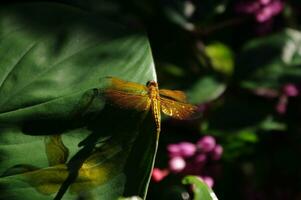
151;168;169;182
282;83;299;97
211;145;223;160
167;144;181;157
178;142;196;157
169;156;186;173
194;153;207;164
200;176;214;188
197;136;216;152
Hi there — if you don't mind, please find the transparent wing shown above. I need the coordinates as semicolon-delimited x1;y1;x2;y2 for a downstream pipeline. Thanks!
159;89;187;102
106;77;148;95
104;77;150;111
160;97;198;120
105;89;151;111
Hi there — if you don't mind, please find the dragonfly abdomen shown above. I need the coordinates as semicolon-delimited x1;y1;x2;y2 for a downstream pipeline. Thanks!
148;83;161;136
151;99;161;136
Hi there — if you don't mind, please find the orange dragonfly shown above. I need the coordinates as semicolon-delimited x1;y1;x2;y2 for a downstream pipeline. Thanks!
104;77;198;136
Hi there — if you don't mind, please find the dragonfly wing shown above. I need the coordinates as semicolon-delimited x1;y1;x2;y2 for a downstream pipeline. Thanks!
160;97;198;120
106;77;148;95
159;89;187;102
105;89;151;111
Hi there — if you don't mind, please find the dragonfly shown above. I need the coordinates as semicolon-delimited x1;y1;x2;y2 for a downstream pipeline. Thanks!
104;77;198;136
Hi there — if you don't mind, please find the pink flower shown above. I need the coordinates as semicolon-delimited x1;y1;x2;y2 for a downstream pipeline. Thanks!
199;176;214;188
151;168;169;182
167;144;182;157
276;95;288;114
162;137;223;185
275;83;299;114
169;156;186;173
282;84;299;97
256;0;284;22
211;145;223;160
194;153;207;164
256;6;273;22
269;0;284;15
259;0;271;5
197;136;216;152
178;142;197;157
235;0;284;23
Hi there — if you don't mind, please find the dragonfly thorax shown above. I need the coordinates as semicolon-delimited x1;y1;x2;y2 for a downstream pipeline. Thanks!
147;80;160;100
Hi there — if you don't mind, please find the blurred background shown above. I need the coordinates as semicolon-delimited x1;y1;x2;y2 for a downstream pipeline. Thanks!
8;0;301;199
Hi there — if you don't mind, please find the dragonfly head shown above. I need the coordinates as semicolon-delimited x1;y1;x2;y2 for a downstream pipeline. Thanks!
146;80;158;88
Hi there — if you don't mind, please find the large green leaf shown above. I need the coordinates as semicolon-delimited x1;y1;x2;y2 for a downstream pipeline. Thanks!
0;3;157;200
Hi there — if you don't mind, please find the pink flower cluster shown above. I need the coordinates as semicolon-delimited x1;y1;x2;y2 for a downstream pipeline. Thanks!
235;0;284;23
151;136;223;188
276;83;299;114
253;83;299;114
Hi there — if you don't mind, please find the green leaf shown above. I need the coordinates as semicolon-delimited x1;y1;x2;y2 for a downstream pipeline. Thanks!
163;2;195;31
187;76;226;104
258;116;286;131
237;28;301;89
236;129;258;143
118;196;143;200
205;43;234;76
182;176;218;200
0;3;157;200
